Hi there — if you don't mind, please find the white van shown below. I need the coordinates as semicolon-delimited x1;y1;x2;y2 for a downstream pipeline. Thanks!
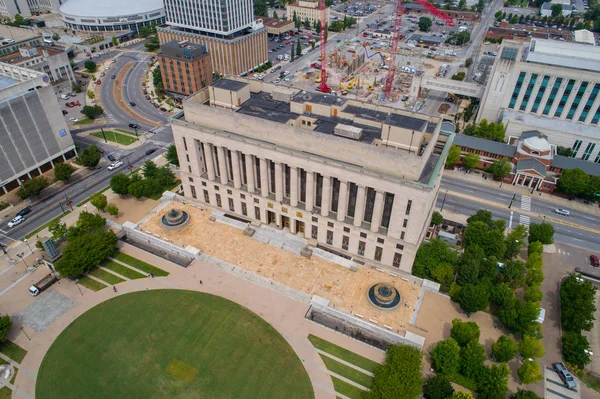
60;94;69;100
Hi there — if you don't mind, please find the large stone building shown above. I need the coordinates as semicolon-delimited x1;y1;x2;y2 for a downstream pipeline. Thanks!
0;63;76;194
286;0;330;26
158;0;268;76
0;0;66;18
478;39;600;164
0;46;75;83
0;26;43;57
158;40;213;96
171;77;454;273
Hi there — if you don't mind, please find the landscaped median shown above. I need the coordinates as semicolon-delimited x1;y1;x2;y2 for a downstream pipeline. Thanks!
90;130;137;146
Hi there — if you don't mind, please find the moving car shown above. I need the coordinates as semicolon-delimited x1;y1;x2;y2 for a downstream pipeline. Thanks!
145;148;157;155
160;107;167;112
552;363;576;389
107;161;124;171
111;74;116;79
16;207;31;217
129;101;136;107
554;208;570;216
69;117;78;122
591;254;600;267
7;215;25;228
129;123;141;129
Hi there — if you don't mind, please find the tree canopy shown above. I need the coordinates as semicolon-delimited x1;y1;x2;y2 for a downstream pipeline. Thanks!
446;144;461;166
462;153;480;170
81;105;103;119
77;145;101;168
492;335;517;363
0;315;11;342
366;344;423;399
430;338;460;375
424;375;454;399
459;340;486;379
450;318;480;347
165;144;180;166
413;239;458;279
463;119;505;142
488;158;512;180
17;176;49;200
110;173;131;196
557;168;591;197
418;17;433;32
90;193;108;212
458;283;490;313
477;364;510;399
560;274;597;332
54;163;74;182
84;60;97;72
518;335;545;359
562;332;591;368
517;360;543;384
528;222;554;245
55;229;117;277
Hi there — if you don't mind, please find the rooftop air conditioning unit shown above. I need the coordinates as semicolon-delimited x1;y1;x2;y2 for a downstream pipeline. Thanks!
334;123;363;141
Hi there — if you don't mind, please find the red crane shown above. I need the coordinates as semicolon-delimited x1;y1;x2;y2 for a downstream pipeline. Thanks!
318;0;330;93
383;0;454;100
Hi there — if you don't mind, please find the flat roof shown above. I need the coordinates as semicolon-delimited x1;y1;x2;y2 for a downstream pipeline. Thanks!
59;0;164;17
502;109;600;141
212;78;248;91
0;74;18;91
260;17;294;28
343;104;431;132
526;39;600;72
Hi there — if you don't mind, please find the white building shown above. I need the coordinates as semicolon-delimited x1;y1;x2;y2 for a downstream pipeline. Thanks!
540;1;574;16
287;0;330;26
478;39;600;163
574;29;596;46
171;77;454;273
0;0;67;18
164;0;254;36
0;46;75;83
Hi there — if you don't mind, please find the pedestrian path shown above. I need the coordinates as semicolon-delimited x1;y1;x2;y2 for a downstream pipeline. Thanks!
147;139;172;148
519;195;532;228
519;214;531;228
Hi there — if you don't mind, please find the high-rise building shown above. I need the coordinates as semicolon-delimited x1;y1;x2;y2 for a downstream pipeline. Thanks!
159;40;213;96
478;39;600;163
0;63;76;194
164;0;254;36
171;77;454;272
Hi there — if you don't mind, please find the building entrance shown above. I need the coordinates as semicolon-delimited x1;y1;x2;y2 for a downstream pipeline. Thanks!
266;210;276;225
296;221;305;234
282;216;290;229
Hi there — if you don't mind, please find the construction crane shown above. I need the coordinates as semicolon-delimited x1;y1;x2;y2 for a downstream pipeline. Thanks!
318;0;330;93
383;0;454;100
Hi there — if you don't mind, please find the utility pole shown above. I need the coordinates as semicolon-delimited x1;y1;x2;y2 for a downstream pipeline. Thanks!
508;193;516;209
100;127;108;143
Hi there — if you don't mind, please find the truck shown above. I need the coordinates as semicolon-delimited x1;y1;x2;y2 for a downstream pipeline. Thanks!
29;273;58;296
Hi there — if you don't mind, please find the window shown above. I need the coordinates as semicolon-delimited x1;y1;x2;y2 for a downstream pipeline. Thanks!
405;199;412;215
327;222;334;228
188;177;194;182
240;193;245;199
358;241;366;256
347;183;358;218
363;187;376;223
227;189;232;195
228;198;234;211
201;181;206;187
543;77;563;115
190;185;197;199
254;198;259;204
182;137;188;151
326;230;333;245
396;243;404;251
360;232;367;238
315;174;323;208
566;81;588;120
403;219;408;228
269;160;276;194
401;231;405;240
381;193;395;228
300;169;307;203
214;185;220;191
188;165;192;173
331;178;340;212
393;253;402;267
582;143;596;161
311;225;318;239
343;227;350;233
377;237;384;244
580;83;600;122
312;216;318;222
342;235;349;250
554;79;576;118
215;193;222;207
241;202;247;216
255;206;261;220
509;72;526;109
531;75;550;113
572;140;583;157
519;73;538;111
203;190;209;203
186;154;190;162
284;165;291;198
374;246;383;262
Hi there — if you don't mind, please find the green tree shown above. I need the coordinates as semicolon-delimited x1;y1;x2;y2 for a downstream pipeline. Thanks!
446;144;461;166
460;340;486;378
55;229;118;277
463;221;506;259
432;263;455;289
424;375;454;399
465;57;473;68
107;204;119;217
254;0;268;16
431;211;443;226
505;225;527;259
67;211;106;238
413;239;458;279
165;144;180;166
457;245;484;285
450;318;480;347
451;393;475;399
13;14;24;25
418;17;433;32
511;390;542;399
142;161;159;179
90;193;108;212
128;181;145;200
462;152;480;170
87;89;95;100
366;344;423;399
291;44;295;60
81;104;104;119
562;332;591;368
557;168;590;197
52;32;60;41
145;36;160;51
551;3;563;17
77;145;101;168
17;176;50;200
139;26;152;37
492;335;517;362
498;296;540;335
528;241;543;255
519;335;545;359
451;72;466;81
560;274;597;332
524;285;543;302
110;173;131;196
0;315;12;342
477;364;510;399
447;31;471;45
499;260;526;288
273;10;278;19
296;39;302;57
488;158;512;180
54;163;74;182
430;338;460;375
458;283;490;313
84;60;97;72
467;209;493;227
472;119;505;142
528;222;554;244
457;0;467;9
556;146;573;157
112;36;119;47
476;0;484;12
517;360;543;384
48;219;67;240
495;10;503;20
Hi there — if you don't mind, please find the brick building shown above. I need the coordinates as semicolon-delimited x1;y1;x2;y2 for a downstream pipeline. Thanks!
159;40;213;96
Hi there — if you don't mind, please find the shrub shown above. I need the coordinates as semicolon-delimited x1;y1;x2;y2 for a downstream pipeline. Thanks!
492;335;517;363
424;375;454;399
107;204;119;217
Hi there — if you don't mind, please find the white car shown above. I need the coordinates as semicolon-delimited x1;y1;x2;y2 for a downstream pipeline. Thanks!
107;161;124;171
104;65;110;70
554;208;570;216
69;117;78;122
7;215;25;228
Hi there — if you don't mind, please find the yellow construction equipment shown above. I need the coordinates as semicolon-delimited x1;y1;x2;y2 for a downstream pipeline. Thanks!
339;83;348;95
315;76;322;83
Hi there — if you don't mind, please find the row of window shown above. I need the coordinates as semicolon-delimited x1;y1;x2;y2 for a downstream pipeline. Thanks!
571;140;600;162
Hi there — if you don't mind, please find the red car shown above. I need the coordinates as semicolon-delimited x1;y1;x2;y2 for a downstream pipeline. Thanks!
285;41;290;45
96;80;101;85
591;255;599;267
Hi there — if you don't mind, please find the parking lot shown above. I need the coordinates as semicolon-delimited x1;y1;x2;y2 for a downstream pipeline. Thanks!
544;366;581;399
268;30;317;64
52;79;86;124
332;0;385;17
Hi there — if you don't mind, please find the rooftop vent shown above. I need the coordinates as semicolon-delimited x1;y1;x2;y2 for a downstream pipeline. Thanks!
334;123;363;141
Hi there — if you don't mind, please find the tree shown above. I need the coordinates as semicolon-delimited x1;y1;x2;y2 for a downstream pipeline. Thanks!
451;393;474;399
465;57;473;68
254;0;268;16
296;39;302;58
467;209;493;227
366;344;423;399
165;144;179;166
463;221;506;259
524;285;543;303
556;146;573;157
291;44;295;60
139;26;152;37
457;245;484;286
450;318;480;347
55;229;118;277
519;335;545;359
112;36;119;47
477;364;510;399
499;260;526;288
495;10;503;20
90;193;108;212
67;211;106;238
528;222;554;245
451;72;466;81
84;60;97;72
476;0;484;12
511;390;542;399
498;296;540;335
87;89;95;100
447;31;471;46
446;144;461;167
128;181;145;200
110;173;131;196
145;36;160;51
418;17;433;32
562;332;591;368
431;211;443;226
504;224;527;260
48;219;67;240
462;152;480;170
458;283;490;313
560;274;597;332
107;204;119;217
81;104;104;119
492;335;517;362
52;32;60;41
551;3;563;17
470;119;505;142
77;145;101;168
488;158;512;180
457;0;467;9
17;176;50;200
0;315;11;342
54;163;74;183
430;338;460;375
413;239;458;279
528;241;543;256
424;375;454;399
273;10;279;19
13;14;24;25
142;160;159;179
517;360;543;384
490;284;513;307
460;340;486;378
557;168;590;197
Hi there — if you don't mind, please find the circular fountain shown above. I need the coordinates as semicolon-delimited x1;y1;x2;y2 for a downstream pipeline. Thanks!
367;283;402;311
161;208;190;230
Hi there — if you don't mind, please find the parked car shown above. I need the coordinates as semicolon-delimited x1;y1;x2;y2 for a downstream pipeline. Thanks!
129;123;141;129
7;215;25;228
591;254;600;267
81;74;89;78
145;148;157;155
68;92;76;97
16;207;32;217
160;107;167;112
96;80;101;85
107;161;124;171
129;101;136;107
112;59;116;63
153;103;160;108
69;117;78;122
145;95;151;100
62;110;68;115
552;363;576;389
98;148;105;153
554;208;570;216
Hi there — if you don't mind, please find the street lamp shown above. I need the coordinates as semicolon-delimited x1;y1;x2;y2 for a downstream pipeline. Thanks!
24;239;32;253
440;189;449;212
16;252;27;267
508;193;516;209
134;126;139;141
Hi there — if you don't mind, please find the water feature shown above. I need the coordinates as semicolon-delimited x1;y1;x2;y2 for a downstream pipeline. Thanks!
367;283;401;311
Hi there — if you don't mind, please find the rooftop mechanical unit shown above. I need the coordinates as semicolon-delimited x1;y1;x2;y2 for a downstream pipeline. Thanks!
334;123;363;141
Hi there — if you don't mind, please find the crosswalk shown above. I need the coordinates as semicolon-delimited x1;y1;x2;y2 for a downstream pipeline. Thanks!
556;248;571;256
519;214;530;227
519;195;531;227
147;139;171;148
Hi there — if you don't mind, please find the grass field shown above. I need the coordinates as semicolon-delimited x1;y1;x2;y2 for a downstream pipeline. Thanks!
319;355;373;388
308;335;379;373
37;290;313;398
101;260;145;279
331;376;366;399
0;340;27;363
74;118;94;125
88;267;125;285
91;131;137;146
115;129;137;136
77;276;106;291
113;252;169;276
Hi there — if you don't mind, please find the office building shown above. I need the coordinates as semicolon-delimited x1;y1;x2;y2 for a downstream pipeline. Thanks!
171;77;454;273
0;63;76;194
286;0;330;26
478;39;600;163
0;0;68;18
262;17;294;36
158;40;213;96
0;26;43;57
0;46;75;83
164;0;254;36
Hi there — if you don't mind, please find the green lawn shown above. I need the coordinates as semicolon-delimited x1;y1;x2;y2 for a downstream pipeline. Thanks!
102;260;145;279
331;376;366;399
24;211;71;240
91;131;137;146
320;355;373;388
0;340;27;363
113;252;169;276
11;367;18;384
77;276;107;291
308;335;380;373
0;386;11;399
74;118;94;125
115;129;137;136
37;290;314;398
88;267;125;285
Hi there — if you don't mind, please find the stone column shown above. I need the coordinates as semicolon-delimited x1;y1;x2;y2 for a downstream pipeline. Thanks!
320;175;331;216
260;158;269;198
370;191;385;232
217;146;228;185
246;154;255;193
337;180;348;222
203;144;216;181
353;185;366;227
231;150;241;189
275;162;283;202
306;171;314;212
290;166;299;206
